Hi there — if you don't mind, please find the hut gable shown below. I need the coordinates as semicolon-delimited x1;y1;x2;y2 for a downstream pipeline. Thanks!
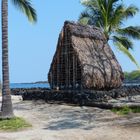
48;21;124;90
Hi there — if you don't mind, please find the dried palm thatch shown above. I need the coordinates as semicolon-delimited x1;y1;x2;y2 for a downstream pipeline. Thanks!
48;21;124;90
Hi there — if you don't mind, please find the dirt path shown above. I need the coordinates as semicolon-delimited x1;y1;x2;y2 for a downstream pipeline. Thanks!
0;96;140;140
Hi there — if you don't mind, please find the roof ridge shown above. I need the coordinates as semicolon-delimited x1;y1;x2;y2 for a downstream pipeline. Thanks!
63;20;106;41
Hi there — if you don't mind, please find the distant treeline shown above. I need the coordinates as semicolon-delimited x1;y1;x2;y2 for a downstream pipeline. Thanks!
124;70;140;80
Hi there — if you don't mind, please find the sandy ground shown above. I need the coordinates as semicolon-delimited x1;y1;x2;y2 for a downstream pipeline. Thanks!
0;96;140;140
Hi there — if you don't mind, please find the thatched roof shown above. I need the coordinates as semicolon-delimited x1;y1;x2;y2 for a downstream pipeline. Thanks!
64;21;106;41
48;21;124;90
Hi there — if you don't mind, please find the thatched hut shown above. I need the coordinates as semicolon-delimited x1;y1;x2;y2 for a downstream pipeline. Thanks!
48;21;124;90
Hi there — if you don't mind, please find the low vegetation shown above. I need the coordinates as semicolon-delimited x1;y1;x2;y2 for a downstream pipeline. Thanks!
0;117;32;131
124;70;140;80
111;106;140;115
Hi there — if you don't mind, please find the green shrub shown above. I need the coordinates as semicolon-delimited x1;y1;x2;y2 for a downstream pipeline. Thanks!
0;117;32;131
132;107;140;113
111;106;140;115
124;70;140;80
112;106;131;115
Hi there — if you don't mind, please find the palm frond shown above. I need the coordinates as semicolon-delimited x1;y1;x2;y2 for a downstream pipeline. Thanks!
81;0;99;10
113;36;133;50
123;5;139;19
11;0;37;23
117;26;140;40
108;0;119;12
109;4;125;29
79;11;90;25
113;39;140;69
79;10;99;26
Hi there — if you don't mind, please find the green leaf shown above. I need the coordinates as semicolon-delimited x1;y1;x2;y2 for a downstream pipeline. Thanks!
113;36;133;50
79;11;90;25
123;5;139;19
114;41;140;69
11;0;37;23
117;26;140;40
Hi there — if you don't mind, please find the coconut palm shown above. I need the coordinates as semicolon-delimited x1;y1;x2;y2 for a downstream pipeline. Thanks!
0;0;37;119
79;0;140;68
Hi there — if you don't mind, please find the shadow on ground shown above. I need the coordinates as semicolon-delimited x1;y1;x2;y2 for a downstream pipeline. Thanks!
42;107;113;130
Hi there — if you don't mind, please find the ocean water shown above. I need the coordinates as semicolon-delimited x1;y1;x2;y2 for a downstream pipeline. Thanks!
10;82;140;89
10;83;50;89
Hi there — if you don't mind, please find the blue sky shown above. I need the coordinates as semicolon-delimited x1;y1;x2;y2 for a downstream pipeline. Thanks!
0;0;140;83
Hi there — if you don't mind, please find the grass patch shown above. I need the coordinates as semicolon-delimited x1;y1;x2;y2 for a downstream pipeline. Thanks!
111;106;140;115
0;117;32;131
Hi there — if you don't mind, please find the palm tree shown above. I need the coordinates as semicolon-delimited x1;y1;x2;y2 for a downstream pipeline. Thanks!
0;0;37;119
79;0;140;68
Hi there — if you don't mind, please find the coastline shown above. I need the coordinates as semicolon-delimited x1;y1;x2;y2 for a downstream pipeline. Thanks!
10;81;48;85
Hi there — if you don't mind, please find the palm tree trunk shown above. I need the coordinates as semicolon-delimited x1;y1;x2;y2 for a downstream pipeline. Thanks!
0;0;14;119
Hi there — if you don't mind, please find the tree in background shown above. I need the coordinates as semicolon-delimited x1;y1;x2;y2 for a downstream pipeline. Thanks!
0;0;37;119
79;0;140;68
